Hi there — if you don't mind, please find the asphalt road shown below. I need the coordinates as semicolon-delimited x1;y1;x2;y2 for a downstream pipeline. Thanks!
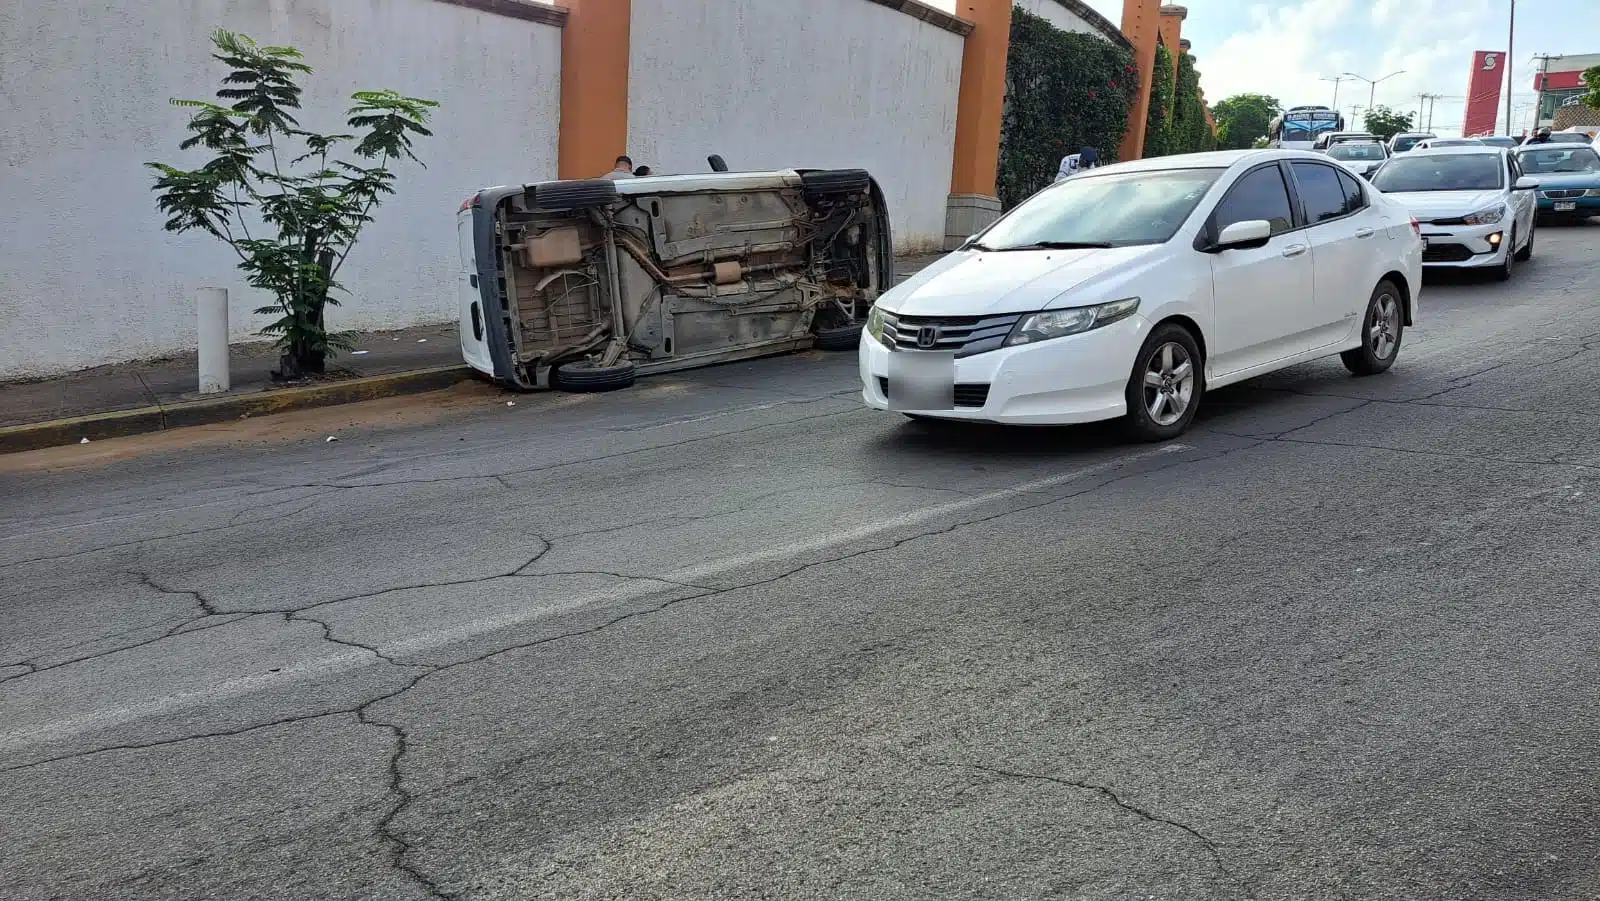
4;223;1600;901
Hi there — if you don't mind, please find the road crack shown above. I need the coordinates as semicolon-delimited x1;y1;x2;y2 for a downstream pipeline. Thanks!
947;761;1249;892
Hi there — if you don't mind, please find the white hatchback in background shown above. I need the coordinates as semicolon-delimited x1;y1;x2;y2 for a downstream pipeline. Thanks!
1368;145;1537;282
859;150;1424;439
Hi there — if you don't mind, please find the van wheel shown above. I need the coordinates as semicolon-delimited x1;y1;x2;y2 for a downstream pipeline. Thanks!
814;321;864;351
532;179;618;211
554;359;636;392
1340;280;1404;376
1123;323;1203;442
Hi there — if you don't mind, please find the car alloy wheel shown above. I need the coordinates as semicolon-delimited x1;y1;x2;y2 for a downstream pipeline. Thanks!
1143;341;1195;427
1370;291;1401;361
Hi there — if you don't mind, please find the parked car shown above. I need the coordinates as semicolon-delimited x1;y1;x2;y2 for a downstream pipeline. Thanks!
1324;140;1389;178
1368;145;1537;281
1522;131;1593;146
859;150;1422;439
1514;144;1600;222
1389;133;1437;154
1412;138;1484;151
1476;136;1520;150
458;166;892;391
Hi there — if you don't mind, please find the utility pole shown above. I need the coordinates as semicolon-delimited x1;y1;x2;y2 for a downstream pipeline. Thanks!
1322;75;1352;111
1504;0;1516;136
1533;53;1551;132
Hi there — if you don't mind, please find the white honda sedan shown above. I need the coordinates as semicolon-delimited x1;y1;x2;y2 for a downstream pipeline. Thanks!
1366;145;1537;281
860;150;1424;439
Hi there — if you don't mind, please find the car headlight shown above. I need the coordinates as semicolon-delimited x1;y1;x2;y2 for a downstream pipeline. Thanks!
865;305;895;345
1460;203;1507;225
1005;297;1140;347
1586;189;1600;197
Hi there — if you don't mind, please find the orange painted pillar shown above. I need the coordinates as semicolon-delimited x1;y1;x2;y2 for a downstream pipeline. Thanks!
945;0;1012;249
1158;5;1187;81
558;0;631;180
1117;0;1163;162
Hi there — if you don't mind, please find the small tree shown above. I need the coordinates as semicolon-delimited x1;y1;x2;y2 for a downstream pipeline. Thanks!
1363;105;1414;141
150;30;437;379
1583;65;1600;110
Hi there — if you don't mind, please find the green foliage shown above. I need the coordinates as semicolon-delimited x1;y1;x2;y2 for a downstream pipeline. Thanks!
1169;53;1216;154
150;30;437;377
1212;93;1282;151
1362;105;1414;141
1584;65;1600;110
1143;44;1176;158
998;7;1138;209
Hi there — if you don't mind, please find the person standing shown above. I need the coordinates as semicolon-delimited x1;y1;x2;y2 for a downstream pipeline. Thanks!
603;155;636;179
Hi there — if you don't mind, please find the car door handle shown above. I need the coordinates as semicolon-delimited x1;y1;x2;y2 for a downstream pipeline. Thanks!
1355;227;1374;238
1281;244;1308;258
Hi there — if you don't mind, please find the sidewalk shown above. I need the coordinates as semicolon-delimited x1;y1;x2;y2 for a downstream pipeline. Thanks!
0;254;947;448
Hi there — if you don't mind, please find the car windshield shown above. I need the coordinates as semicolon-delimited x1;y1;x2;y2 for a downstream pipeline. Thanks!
1393;136;1431;152
1478;137;1518;149
1328;143;1386;161
1369;154;1504;192
974;168;1224;250
1518;147;1600;174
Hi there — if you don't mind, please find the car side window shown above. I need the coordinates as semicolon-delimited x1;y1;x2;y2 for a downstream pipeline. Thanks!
1336;168;1366;214
1290;162;1349;224
1214;166;1295;236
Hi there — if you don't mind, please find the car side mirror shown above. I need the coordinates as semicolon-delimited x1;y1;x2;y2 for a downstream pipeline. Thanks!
1215;220;1273;251
1514;176;1541;191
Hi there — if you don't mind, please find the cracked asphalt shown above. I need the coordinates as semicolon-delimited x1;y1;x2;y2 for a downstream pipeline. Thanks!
3;223;1599;900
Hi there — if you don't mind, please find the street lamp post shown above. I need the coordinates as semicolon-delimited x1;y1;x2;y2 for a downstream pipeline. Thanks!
1343;70;1407;122
1505;0;1516;136
1322;75;1352;111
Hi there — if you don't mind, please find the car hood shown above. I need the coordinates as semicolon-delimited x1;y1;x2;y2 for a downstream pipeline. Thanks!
882;245;1159;317
1383;189;1505;220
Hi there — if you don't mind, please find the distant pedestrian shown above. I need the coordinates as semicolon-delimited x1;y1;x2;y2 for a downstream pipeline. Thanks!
603;155;636;179
1054;145;1100;182
633;165;653;177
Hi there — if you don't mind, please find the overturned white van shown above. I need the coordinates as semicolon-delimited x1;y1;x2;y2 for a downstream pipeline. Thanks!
456;167;893;391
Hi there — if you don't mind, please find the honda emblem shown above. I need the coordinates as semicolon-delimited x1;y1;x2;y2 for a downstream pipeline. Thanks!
916;325;940;349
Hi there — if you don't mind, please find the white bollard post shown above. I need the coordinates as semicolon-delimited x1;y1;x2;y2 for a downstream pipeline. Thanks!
197;287;230;394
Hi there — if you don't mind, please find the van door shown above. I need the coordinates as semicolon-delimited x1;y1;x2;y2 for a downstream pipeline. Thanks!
456;203;493;376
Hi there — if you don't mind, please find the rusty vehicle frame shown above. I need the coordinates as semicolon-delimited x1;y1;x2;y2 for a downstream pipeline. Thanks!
456;166;894;391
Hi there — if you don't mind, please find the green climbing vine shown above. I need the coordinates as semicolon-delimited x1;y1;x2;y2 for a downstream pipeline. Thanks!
1142;48;1217;157
997;6;1138;210
1143;43;1176;158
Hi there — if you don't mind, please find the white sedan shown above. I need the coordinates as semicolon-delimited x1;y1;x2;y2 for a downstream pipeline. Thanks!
859;149;1424;439
1367;145;1537;281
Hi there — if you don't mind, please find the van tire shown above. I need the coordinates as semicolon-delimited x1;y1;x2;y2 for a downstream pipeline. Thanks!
532;179;618;211
801;169;872;199
554;359;636;392
814;321;864;351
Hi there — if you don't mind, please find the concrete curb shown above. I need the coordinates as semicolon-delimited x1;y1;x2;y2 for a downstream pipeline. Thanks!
0;365;477;455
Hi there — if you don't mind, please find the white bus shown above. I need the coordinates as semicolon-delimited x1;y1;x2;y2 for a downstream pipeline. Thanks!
1270;106;1346;151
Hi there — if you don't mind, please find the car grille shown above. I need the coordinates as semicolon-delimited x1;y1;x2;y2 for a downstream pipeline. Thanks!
1416;216;1466;226
1541;189;1584;200
881;313;1022;357
1422;243;1474;263
876;377;990;409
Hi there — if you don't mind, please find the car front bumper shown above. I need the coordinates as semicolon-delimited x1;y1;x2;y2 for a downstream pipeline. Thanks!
1419;219;1512;269
858;315;1149;425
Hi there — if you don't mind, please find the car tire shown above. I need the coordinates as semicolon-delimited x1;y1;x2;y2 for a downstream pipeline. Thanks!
531;179;618;211
1494;228;1516;281
1340;280;1404;376
814;321;864;351
553;359;636;392
1123;322;1204;442
1515;221;1535;261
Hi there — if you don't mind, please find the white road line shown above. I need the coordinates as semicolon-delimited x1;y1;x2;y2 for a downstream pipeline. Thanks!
0;443;1188;754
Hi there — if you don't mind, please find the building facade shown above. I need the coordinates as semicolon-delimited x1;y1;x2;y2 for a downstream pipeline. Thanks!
1534;53;1600;130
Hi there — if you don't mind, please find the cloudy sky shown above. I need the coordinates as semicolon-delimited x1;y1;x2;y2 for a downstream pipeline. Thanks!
928;0;1599;135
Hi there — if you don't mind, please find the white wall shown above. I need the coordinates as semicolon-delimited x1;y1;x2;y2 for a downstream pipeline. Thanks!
627;0;965;254
1014;0;1112;37
0;0;562;379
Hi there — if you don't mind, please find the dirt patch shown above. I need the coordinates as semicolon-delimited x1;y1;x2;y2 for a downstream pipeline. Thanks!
0;381;508;474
